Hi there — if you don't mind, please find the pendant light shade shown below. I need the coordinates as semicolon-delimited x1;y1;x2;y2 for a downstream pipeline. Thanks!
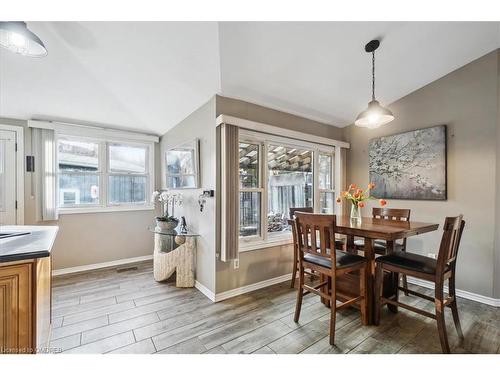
0;22;47;57
354;100;394;129
354;39;393;128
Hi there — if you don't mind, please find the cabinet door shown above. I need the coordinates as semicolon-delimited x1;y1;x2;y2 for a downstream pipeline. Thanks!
0;263;32;354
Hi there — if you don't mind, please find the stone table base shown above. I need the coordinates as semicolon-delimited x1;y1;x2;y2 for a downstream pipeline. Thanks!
153;234;196;287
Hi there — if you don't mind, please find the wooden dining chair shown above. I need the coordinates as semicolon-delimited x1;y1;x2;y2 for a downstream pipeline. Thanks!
354;207;411;294
294;212;367;345
374;215;465;353
289;207;313;288
289;207;345;288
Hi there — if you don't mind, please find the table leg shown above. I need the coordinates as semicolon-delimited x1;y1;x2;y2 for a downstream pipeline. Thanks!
385;240;398;313
346;235;355;253
363;237;375;324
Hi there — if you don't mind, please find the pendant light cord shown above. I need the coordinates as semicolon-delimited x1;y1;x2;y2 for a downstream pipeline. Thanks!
372;51;375;101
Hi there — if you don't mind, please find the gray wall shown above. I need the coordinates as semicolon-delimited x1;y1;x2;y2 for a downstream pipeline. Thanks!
1;117;157;271
344;51;499;298
495;51;500;299
159;97;217;292
216;96;345;141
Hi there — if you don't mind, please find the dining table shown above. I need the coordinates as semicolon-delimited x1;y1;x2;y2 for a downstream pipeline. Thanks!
334;216;439;325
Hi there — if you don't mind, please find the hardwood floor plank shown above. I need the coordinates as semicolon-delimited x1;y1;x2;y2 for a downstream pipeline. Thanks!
63;301;136;326
51;315;109;341
267;319;329;354
64;331;136;354
221;320;293;354
108;292;199;324
108;338;157;354
50;333;81;353
52;296;117;318
252;345;276;354
157;337;207;354
81;312;160;345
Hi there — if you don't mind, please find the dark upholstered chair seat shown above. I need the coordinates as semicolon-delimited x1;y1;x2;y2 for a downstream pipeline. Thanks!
354;238;403;252
375;251;448;275
304;250;365;270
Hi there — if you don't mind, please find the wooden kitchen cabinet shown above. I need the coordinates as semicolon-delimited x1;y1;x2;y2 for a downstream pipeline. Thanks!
0;257;51;354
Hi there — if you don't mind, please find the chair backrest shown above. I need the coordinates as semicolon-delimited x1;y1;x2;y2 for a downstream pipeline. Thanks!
436;215;465;274
295;212;336;270
289;206;313;219
289;207;314;254
372;207;411;221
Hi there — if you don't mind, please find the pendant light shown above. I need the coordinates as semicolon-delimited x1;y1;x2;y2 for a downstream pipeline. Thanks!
354;39;394;129
0;22;47;57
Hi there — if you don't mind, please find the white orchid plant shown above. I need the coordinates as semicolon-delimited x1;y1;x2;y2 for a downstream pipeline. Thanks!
151;190;184;222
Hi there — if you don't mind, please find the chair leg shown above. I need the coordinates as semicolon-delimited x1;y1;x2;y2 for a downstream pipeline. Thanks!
402;275;409;296
291;248;298;289
374;264;383;325
329;275;336;345
449;275;464;341
435;281;451;354
360;266;368;325
294;264;304;323
387;271;399;313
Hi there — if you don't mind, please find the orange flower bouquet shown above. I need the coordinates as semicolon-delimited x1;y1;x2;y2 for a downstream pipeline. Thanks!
336;183;387;223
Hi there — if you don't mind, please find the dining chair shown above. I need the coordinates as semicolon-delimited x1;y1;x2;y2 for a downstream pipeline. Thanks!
289;207;346;288
374;215;465;353
354;207;411;294
294;212;367;345
289;207;314;288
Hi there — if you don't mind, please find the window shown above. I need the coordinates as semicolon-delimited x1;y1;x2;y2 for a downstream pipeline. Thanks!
319;153;335;214
57;136;154;212
58;138;100;206
238;131;337;249
267;145;313;235
108;143;148;204
239;142;262;238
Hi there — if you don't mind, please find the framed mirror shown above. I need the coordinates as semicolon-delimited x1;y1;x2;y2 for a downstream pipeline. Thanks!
165;139;200;189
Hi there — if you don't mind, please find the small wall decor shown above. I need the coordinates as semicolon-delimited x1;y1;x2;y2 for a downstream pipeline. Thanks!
165;139;200;189
369;125;447;200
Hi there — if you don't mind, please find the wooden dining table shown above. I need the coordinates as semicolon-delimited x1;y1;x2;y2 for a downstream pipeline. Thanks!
334;216;439;325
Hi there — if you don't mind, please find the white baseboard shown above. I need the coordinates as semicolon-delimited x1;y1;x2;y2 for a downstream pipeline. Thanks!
52;255;153;276
214;273;293;302
407;276;500;307
195;281;216;302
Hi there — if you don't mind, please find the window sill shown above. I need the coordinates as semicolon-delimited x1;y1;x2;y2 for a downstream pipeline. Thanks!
58;205;155;215
239;236;293;252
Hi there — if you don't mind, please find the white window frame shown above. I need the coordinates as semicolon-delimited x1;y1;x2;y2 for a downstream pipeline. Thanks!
239;130;337;252
56;134;155;214
318;152;335;214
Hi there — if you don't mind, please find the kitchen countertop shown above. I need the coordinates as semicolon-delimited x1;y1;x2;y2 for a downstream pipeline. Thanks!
0;226;59;263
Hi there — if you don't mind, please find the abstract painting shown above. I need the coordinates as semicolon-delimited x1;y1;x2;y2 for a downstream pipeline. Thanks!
369;125;447;200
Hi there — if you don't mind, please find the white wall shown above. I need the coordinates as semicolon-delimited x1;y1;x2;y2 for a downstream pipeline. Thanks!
159;97;217;292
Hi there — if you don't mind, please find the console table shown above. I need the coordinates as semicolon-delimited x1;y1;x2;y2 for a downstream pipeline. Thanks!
148;227;199;287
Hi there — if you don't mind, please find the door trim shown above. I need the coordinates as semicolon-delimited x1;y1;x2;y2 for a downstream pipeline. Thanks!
0;124;24;225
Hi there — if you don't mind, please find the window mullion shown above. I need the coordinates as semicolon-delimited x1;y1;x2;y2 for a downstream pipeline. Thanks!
102;141;107;207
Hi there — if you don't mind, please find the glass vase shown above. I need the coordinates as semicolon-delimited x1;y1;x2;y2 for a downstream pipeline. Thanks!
350;203;362;224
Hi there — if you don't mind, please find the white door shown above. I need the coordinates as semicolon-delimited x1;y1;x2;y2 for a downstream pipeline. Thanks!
0;130;17;225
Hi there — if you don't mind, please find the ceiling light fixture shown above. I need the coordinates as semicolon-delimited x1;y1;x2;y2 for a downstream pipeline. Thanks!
0;21;47;57
354;39;394;129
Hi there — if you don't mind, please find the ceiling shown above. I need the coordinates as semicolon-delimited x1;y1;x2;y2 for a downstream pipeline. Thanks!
1;21;499;134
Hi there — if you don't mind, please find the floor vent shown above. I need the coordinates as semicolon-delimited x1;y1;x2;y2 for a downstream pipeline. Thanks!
116;266;138;273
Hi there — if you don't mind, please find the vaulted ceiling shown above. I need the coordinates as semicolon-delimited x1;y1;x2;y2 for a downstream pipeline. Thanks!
1;21;499;135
